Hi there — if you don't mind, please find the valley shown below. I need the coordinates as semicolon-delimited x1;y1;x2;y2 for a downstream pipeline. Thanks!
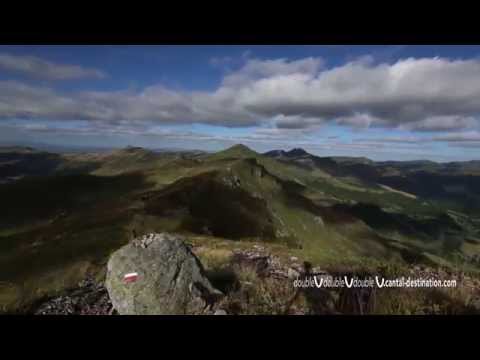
2;144;480;314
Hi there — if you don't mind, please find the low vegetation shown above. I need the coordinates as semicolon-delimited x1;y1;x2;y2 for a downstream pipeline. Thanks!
1;144;480;314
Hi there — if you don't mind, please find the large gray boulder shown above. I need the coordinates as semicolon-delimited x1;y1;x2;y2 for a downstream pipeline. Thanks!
106;233;223;315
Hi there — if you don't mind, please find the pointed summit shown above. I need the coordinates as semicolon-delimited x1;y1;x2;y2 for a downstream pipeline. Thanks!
286;148;309;157
209;144;258;160
228;144;254;152
223;144;258;156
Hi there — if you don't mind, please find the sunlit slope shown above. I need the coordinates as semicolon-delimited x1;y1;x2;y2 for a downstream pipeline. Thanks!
136;145;412;265
2;144;480;313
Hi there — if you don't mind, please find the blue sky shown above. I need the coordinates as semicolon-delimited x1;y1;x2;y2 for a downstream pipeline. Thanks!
1;45;480;161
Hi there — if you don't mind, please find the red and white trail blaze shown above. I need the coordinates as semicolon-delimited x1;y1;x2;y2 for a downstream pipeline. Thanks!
123;272;138;283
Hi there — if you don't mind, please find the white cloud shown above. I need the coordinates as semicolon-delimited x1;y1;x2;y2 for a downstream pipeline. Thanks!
234;57;480;130
354;131;480;147
432;131;480;142
335;113;387;129
1;55;480;134
0;53;106;80
272;114;325;129
356;136;422;144
399;115;477;132
221;57;324;87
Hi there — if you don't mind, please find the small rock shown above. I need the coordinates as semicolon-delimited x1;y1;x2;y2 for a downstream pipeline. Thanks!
312;267;327;275
313;216;324;227
253;245;264;251
287;268;300;279
290;263;302;271
214;309;228;315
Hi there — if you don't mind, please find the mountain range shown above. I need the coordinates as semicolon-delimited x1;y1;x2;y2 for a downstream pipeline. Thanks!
1;144;480;313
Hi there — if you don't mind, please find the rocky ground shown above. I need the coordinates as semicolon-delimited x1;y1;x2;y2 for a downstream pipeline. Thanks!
30;233;480;315
30;239;312;315
33;277;114;315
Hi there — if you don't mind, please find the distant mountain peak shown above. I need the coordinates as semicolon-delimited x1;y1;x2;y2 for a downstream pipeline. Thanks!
229;144;253;152
223;144;258;156
124;146;145;152
0;146;39;154
286;148;309;157
264;148;310;158
264;149;287;157
209;144;258;160
110;146;152;157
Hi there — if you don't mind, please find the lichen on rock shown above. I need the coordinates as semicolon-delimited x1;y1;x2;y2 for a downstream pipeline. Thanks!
106;233;223;315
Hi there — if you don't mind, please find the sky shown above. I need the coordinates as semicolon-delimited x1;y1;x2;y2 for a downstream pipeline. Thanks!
2;45;480;161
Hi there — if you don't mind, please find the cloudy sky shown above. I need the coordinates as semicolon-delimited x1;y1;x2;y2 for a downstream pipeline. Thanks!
2;45;480;161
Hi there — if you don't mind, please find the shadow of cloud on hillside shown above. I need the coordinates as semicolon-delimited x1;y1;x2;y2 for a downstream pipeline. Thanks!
0;171;154;228
143;172;276;240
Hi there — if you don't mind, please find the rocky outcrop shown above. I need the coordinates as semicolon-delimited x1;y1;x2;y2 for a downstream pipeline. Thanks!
230;244;326;280
105;233;223;315
33;277;113;315
31;239;480;315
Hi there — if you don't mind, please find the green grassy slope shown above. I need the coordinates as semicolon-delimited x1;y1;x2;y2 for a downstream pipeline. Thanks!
2;144;480;312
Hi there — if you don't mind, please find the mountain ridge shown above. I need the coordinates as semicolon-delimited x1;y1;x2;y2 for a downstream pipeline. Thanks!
2;143;480;314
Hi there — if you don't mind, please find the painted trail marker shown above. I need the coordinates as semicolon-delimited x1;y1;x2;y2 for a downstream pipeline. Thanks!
123;272;138;283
